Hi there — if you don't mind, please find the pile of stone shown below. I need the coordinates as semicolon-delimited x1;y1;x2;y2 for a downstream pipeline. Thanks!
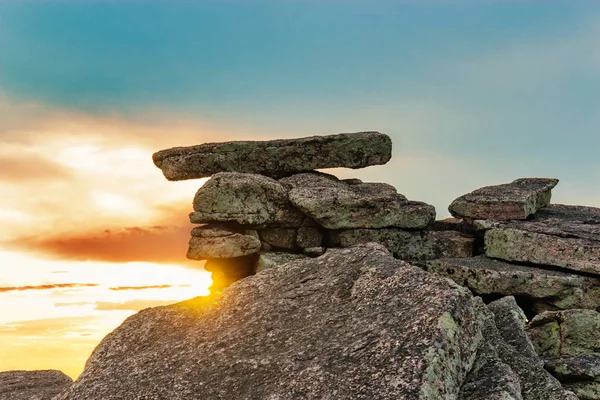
153;131;473;291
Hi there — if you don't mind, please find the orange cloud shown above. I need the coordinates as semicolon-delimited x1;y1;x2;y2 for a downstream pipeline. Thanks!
108;284;188;291
0;283;99;293
94;299;181;311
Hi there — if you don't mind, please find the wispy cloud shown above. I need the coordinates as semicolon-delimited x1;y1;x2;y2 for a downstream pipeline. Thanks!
0;283;99;293
108;284;187;291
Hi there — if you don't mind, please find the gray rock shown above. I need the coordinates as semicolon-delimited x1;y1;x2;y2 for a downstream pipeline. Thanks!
288;173;435;229
449;178;558;221
431;218;477;236
303;247;326;257
487;297;538;360
528;309;600;357
424;256;600;311
0;370;72;400
296;218;324;249
190;173;305;227
485;204;600;275
563;381;600;400
258;228;297;250
465;300;576;400
327;229;474;261
187;226;261;259
544;353;600;381
56;244;486;400
254;252;308;273
458;341;523;400
153;132;392;180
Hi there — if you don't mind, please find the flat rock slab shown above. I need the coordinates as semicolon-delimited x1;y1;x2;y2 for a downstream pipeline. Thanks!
485;204;600;275
255;251;308;273
56;244;486;400
187;226;261;259
563;381;600;400
449;178;558;221
425;256;600;311
285;172;435;229
528;309;600;357
153;131;392;180
327;229;474;261
190;172;305;227
0;370;72;400
544;353;600;382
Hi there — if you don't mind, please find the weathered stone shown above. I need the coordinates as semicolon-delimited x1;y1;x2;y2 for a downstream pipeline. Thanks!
458;341;522;400
56;244;487;400
296;218;324;248
424;256;600;311
303;247;326;257
327;229;474;261
485;204;600;275
544;353;600;382
187;228;261;259
467;299;577;400
487;297;538;360
449;178;559;221
563;381;600;400
258;228;297;250
288;172;435;229
254;252;308;273
431;218;477;236
153;132;392;180
528;309;600;357
0;370;72;400
190;173;305;227
279;171;341;190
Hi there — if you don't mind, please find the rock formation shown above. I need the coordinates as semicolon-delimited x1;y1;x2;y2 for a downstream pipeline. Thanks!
5;131;600;399
0;370;72;400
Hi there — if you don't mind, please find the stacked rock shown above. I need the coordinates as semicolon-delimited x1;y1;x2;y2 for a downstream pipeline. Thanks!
153;131;473;291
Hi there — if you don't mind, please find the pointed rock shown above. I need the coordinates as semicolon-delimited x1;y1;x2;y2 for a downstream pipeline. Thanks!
153;131;392;180
449;178;558;221
0;370;72;400
190;173;305;227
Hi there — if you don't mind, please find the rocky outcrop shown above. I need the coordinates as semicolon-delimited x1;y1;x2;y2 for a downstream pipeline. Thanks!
425;256;600;312
152;131;392;180
55;244;487;400
449;178;558;221
0;370;72;400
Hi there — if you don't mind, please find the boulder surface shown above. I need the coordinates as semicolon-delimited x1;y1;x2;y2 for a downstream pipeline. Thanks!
449;178;558;221
56;244;486;400
0;370;72;400
153;132;392;180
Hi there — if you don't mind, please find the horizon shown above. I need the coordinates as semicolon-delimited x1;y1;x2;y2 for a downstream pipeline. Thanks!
1;0;600;378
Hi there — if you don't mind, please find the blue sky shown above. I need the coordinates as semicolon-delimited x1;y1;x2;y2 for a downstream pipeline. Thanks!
1;0;600;212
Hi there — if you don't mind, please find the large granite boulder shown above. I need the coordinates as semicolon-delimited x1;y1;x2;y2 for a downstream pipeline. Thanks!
545;354;600;400
190;172;305;227
187;225;262;259
327;229;474;261
459;297;577;400
425;256;600;311
485;204;600;275
285;172;435;229
449;178;558;221
153;132;392;180
0;370;72;400
527;309;600;357
56;244;487;400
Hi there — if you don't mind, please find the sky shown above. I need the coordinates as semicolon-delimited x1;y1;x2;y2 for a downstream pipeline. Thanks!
1;0;600;379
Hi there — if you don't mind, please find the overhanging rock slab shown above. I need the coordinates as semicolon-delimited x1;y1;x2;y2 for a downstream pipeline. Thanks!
153;131;392;180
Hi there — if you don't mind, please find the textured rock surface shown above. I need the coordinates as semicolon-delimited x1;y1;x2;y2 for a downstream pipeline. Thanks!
287;172;435;229
190;172;305;227
153;132;392;180
462;298;576;400
254;252;308;273
564;381;600;400
327;229;474;261
485;204;600;275
545;353;600;381
425;256;600;311
56;244;486;400
187;226;261;259
528;309;600;357
449;178;558;221
0;370;72;400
